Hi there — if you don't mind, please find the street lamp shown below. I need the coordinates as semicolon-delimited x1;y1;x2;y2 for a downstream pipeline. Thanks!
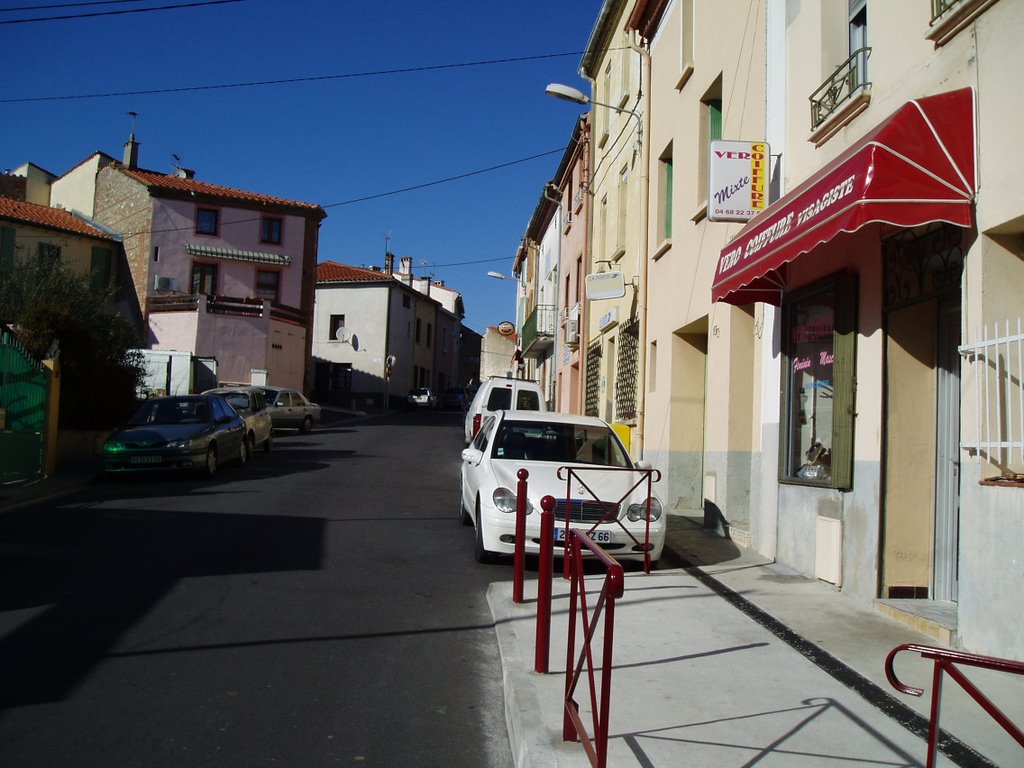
487;271;511;280
545;83;642;140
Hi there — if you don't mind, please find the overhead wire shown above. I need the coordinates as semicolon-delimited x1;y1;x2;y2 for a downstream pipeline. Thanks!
0;51;588;103
0;0;243;25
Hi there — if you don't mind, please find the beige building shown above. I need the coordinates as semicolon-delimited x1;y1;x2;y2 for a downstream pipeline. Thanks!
632;0;1024;660
530;0;1024;661
574;0;649;453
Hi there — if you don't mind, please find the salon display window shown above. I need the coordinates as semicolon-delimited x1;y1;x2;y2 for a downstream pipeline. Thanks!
780;273;857;489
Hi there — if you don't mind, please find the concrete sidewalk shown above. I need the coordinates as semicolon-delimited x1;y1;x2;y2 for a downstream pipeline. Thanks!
489;513;1023;767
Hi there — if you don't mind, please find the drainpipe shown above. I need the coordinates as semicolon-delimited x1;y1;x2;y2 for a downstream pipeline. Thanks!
629;31;652;459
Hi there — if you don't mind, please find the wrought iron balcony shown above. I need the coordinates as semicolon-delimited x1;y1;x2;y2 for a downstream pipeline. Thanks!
521;304;557;358
809;47;871;130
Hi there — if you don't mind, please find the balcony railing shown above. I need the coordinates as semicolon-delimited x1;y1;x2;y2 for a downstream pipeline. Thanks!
147;294;307;326
521;304;557;357
810;47;871;130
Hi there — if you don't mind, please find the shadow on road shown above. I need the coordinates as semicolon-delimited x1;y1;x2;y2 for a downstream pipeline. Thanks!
0;503;326;709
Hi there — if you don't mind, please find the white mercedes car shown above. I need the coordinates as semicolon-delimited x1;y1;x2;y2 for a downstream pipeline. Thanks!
460;411;665;566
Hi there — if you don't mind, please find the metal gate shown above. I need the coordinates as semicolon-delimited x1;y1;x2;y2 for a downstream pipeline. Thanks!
0;327;48;483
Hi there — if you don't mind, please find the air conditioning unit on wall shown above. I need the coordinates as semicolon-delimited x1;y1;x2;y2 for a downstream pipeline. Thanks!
565;318;579;346
154;275;178;292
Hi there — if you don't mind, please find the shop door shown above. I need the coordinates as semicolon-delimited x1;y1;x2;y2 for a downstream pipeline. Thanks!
933;300;960;602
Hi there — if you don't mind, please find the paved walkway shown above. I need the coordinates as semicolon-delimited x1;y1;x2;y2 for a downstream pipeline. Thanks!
489;513;1024;767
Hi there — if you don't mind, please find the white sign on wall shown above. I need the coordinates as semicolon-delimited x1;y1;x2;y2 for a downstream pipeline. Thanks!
708;140;770;222
585;271;626;301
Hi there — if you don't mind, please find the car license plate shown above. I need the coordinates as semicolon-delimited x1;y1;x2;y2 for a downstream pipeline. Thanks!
129;455;162;465
554;528;611;544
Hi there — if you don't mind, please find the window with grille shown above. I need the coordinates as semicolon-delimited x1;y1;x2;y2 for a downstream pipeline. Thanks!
585;339;602;416
615;317;640;422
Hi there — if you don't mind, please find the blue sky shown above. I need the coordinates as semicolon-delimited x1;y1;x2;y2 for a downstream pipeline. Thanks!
1;0;600;334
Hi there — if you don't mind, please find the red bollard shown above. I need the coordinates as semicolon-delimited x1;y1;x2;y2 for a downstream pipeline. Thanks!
535;494;555;673
512;468;529;604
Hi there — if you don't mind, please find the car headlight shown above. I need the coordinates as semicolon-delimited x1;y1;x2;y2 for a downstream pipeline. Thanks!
627;498;663;522
165;439;193;449
104;440;125;453
492;487;533;515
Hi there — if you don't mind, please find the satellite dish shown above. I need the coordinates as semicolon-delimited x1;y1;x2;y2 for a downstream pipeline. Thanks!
386;355;397;366
334;326;349;343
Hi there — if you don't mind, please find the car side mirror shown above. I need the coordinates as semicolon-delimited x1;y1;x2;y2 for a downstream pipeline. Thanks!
461;448;483;465
636;459;653;470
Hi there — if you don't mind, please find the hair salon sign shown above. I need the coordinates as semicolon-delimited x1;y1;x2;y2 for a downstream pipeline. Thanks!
708;140;770;222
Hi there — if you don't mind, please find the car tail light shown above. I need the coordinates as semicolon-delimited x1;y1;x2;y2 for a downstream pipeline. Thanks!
472;413;482;438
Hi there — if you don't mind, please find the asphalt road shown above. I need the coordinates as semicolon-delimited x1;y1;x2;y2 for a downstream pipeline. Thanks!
0;409;514;768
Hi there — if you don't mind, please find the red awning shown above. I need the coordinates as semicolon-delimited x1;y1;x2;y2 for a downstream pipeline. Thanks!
712;88;976;305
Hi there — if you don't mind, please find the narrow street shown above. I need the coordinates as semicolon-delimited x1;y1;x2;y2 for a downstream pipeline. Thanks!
0;410;513;768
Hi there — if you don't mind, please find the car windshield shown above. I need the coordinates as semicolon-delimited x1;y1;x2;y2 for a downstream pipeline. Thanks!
220;393;252;413
130;398;212;426
492;421;632;467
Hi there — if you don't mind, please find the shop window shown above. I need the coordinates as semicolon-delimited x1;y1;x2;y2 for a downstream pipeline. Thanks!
781;273;857;488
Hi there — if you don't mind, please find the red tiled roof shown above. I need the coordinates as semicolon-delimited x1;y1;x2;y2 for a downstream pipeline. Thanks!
317;260;392;283
0;196;116;240
121;167;325;215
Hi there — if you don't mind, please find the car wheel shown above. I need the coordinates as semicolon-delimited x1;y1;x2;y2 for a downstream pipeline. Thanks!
263;431;273;453
459;497;472;526
204;445;218;478
300;415;313;433
473;499;498;564
238;435;252;465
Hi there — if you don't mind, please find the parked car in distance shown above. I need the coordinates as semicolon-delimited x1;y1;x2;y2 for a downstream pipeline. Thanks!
202;386;273;457
261;386;322;432
103;394;247;477
406;387;439;410
443;386;470;411
460;411;665;566
464;376;547;443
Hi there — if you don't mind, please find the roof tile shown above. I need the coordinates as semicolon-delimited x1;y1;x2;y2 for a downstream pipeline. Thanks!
0;196;116;240
316;260;391;283
121;168;325;215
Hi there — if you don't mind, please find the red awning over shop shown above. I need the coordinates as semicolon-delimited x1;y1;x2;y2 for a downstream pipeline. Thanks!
712;88;976;305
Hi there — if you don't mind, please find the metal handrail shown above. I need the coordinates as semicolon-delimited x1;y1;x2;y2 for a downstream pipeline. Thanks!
557;465;662;576
885;643;1024;768
809;47;871;129
563;529;624;768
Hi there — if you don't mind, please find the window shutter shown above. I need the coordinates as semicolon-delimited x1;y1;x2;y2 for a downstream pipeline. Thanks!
708;101;723;142
830;272;858;489
0;227;14;271
91;246;113;292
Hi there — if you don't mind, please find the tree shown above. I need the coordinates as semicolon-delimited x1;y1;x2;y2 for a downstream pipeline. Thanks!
0;255;143;430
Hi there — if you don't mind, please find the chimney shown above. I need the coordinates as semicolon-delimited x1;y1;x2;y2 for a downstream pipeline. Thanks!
399;256;412;275
123;132;140;169
385;250;395;275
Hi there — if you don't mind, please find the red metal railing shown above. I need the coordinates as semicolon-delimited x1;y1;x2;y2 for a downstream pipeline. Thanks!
558;465;661;576
885;643;1024;767
562;529;624;768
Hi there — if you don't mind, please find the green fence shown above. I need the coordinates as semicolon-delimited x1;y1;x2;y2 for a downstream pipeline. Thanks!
0;327;48;482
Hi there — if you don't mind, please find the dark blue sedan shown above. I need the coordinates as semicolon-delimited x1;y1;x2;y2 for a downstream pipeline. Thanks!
103;395;247;477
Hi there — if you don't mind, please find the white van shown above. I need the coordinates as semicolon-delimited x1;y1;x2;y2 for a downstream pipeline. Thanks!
464;377;547;444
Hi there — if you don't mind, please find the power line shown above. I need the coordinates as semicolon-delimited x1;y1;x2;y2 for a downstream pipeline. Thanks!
113;147;565;238
0;0;244;25
1;51;585;103
1;1;174;11
321;149;564;209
